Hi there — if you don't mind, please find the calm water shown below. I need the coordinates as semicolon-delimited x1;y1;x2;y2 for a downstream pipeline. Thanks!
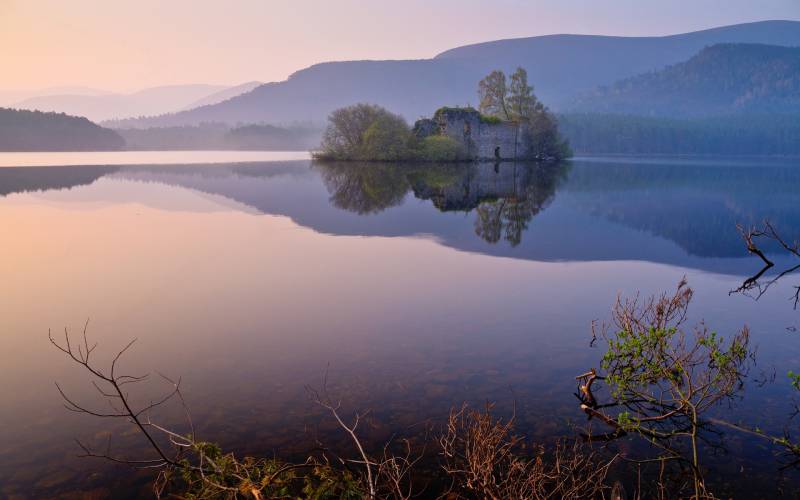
1;152;799;498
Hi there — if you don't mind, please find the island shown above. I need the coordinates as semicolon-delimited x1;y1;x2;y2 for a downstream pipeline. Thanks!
313;68;571;163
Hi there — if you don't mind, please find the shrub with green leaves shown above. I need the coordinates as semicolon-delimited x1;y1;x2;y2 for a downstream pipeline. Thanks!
580;279;752;498
416;135;467;161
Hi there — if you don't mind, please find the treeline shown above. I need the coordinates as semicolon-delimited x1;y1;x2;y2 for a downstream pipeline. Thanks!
115;123;322;151
559;113;800;155
0;108;124;151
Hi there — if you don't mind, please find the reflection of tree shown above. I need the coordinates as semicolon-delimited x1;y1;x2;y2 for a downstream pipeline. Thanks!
313;161;411;214
314;160;569;246
475;201;505;244
472;162;569;246
731;221;800;307
727;221;800;471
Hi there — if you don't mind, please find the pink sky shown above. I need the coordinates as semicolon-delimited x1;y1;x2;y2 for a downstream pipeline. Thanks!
3;0;799;92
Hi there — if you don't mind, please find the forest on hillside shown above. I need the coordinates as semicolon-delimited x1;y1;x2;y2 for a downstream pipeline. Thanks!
572;43;800;118
0;108;124;151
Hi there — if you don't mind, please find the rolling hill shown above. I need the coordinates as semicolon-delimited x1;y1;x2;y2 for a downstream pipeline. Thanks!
108;20;800;127
571;43;800;117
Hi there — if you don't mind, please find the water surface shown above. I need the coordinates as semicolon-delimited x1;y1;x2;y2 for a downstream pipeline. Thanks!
1;152;799;498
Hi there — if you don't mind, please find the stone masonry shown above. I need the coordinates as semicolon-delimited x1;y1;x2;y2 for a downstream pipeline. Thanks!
415;107;533;161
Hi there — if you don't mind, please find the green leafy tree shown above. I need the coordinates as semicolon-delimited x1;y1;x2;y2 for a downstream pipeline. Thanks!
507;67;543;121
478;70;510;120
361;113;412;161
317;104;412;160
477;69;571;160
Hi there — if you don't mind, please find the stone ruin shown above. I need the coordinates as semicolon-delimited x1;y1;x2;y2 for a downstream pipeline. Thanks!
414;107;535;161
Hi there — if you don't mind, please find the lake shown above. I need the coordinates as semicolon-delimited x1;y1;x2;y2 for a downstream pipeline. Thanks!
1;151;799;498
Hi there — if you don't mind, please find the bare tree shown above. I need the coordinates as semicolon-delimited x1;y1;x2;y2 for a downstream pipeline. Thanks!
49;328;370;498
306;373;426;500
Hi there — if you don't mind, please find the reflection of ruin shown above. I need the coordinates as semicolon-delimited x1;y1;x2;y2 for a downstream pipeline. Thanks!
315;161;569;247
410;162;568;246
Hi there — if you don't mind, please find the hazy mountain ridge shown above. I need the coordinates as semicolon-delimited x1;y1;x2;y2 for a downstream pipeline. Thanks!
0;108;124;151
12;84;257;122
571;43;800;117
109;59;480;128
179;81;263;111
107;20;800;127
0;87;111;107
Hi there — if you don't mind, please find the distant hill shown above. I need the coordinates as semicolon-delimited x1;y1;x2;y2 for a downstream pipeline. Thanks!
0;108;124;151
180;81;263;110
571;44;800;117
12;84;232;122
110;20;800;127
0;86;110;107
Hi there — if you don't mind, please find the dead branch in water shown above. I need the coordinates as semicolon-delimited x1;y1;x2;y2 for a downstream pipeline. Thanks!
731;221;800;308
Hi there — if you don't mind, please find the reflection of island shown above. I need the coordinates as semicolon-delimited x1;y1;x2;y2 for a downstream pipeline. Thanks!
315;161;569;246
315;162;412;214
2;158;800;274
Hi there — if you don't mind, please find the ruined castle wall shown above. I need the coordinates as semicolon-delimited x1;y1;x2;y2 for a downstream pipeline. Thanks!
435;109;531;161
474;121;528;160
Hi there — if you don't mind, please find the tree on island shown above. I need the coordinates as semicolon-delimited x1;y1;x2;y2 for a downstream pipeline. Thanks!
479;67;544;122
315;103;467;162
477;70;511;120
478;67;569;160
318;104;413;161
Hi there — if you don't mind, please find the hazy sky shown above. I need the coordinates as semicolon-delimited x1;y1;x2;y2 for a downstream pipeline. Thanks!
3;0;800;92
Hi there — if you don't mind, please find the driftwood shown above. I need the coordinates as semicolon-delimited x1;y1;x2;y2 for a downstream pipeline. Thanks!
575;370;626;441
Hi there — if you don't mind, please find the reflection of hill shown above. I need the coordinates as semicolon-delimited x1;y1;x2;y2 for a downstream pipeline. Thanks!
2;158;799;275
0;166;118;196
563;160;800;257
